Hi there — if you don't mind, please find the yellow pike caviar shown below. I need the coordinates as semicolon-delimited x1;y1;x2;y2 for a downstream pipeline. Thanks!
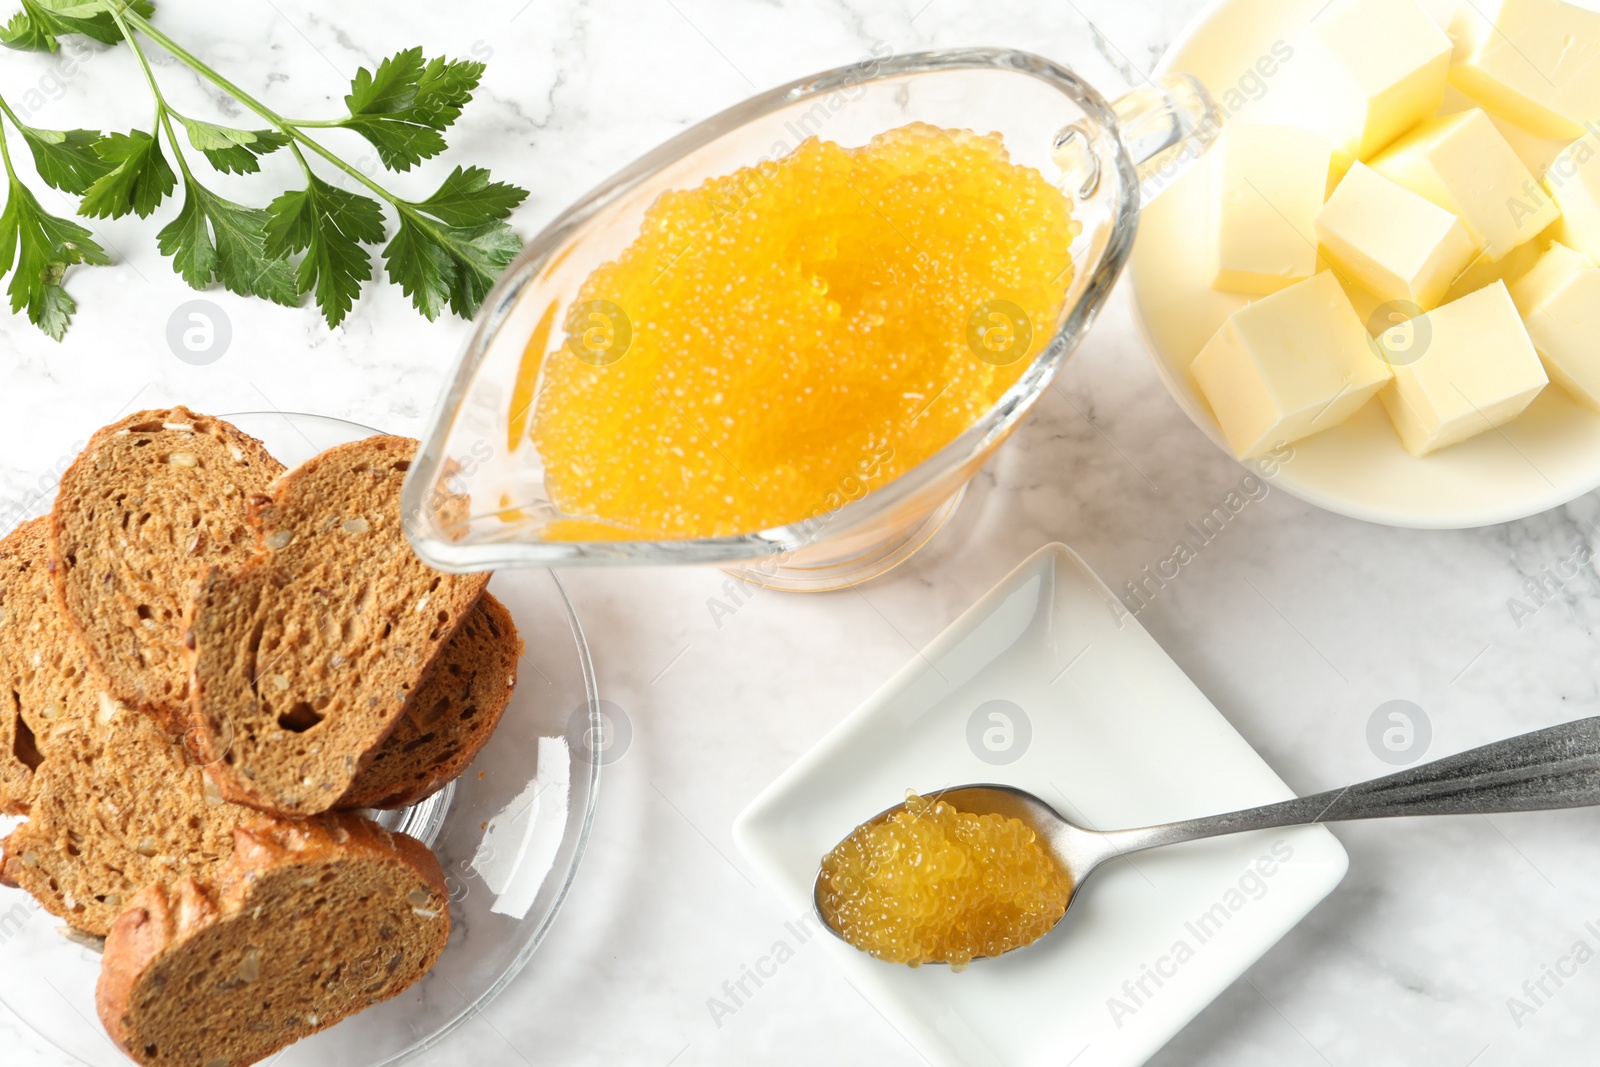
526;123;1076;539
817;791;1073;969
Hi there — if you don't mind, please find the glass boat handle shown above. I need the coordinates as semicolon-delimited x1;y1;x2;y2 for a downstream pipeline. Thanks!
1055;72;1220;206
1093;716;1600;858
1113;73;1221;203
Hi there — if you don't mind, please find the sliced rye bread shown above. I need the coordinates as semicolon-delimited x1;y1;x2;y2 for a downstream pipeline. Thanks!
187;436;490;816
0;692;258;936
0;517;101;816
340;592;522;810
0;516;258;935
51;408;285;729
96;812;449;1067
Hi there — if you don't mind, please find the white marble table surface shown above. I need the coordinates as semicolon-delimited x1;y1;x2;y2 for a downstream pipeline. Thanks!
4;0;1599;1064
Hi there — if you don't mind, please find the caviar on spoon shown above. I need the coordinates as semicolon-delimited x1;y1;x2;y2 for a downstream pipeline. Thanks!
816;716;1600;966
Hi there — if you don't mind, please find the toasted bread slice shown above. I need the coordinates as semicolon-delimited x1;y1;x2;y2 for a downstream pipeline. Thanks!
0;694;257;936
0;517;257;934
187;436;490;816
0;518;100;815
341;592;522;810
96;813;449;1067
51;408;285;728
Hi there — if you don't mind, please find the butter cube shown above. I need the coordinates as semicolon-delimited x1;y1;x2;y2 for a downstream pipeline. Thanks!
1306;0;1453;170
1193;272;1393;458
1450;0;1600;140
1440;239;1544;307
1209;124;1332;294
1315;163;1476;309
1370;109;1559;261
1506;244;1600;410
1509;241;1592;315
1379;281;1547;455
1544;133;1600;259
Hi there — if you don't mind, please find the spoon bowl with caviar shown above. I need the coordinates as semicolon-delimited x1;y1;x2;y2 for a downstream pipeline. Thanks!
405;49;1219;590
814;715;1600;968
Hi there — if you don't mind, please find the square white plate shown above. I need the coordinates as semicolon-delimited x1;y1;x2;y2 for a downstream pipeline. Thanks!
733;543;1349;1067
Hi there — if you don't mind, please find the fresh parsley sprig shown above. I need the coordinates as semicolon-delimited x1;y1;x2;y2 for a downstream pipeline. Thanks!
0;0;529;340
0;92;110;339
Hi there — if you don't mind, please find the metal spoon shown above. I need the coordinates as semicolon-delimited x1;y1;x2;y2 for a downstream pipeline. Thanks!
814;715;1600;961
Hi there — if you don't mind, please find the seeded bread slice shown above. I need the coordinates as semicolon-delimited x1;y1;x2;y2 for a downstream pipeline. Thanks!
0;518;100;815
187;436;491;816
341;592;522;810
0;693;257;936
96;813;449;1067
51;408;285;728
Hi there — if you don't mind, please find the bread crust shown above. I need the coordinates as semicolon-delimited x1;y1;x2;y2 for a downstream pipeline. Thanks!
217;813;450;901
96;813;449;1066
96;877;219;1051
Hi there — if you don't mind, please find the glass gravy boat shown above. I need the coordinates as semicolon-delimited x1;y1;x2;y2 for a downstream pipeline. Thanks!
403;49;1217;590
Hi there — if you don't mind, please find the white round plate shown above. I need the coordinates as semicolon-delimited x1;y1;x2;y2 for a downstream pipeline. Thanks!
1127;0;1600;528
0;412;602;1067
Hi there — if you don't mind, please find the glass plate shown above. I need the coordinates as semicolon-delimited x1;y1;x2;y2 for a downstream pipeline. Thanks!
0;412;601;1067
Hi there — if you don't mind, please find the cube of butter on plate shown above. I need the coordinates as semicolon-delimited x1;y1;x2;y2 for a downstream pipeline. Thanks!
1315;162;1476;309
1192;271;1393;458
1306;0;1453;170
1209;124;1332;294
1370;109;1559;261
1379;281;1547;455
1449;0;1600;140
1544;134;1600;259
1507;244;1600;410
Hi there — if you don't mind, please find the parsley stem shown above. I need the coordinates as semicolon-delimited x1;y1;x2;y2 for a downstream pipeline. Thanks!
0;108;15;181
113;5;508;293
105;3;195;183
286;141;316;182
158;111;195;182
0;92;23;134
114;7;397;205
0;93;28;191
106;7;166;137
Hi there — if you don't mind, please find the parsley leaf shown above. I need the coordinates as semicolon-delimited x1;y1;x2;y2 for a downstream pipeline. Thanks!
0;0;152;52
0;172;109;339
382;166;525;320
265;175;385;328
0;8;53;49
78;129;175;219
177;117;288;175
340;48;485;171
385;214;520;321
343;118;445;175
380;163;524;319
407;165;526;227
14;124;110;194
157;177;297;305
